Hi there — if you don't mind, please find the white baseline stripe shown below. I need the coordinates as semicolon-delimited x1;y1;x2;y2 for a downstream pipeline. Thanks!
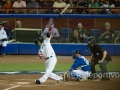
4;85;21;90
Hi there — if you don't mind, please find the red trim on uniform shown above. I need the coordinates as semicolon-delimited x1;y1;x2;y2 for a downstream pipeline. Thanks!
49;27;52;32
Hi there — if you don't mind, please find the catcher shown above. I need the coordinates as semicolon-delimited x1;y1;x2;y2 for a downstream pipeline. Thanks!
64;49;91;82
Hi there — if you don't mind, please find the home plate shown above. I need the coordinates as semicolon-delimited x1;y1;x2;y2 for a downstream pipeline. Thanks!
16;82;30;84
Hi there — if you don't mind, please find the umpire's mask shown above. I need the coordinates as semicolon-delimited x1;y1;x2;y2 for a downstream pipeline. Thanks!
86;38;96;50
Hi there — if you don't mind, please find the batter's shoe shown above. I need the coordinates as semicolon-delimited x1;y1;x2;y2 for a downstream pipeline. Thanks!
35;80;41;84
57;78;63;83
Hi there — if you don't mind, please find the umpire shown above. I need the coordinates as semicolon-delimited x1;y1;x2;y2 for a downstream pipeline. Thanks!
87;38;112;81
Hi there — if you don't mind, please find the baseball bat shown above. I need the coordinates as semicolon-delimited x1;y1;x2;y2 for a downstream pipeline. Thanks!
8;39;15;43
54;4;70;22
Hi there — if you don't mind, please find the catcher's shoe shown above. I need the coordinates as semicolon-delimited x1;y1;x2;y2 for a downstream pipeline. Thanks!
35;80;42;84
79;78;88;82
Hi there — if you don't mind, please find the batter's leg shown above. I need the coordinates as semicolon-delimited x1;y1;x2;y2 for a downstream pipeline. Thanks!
39;57;57;83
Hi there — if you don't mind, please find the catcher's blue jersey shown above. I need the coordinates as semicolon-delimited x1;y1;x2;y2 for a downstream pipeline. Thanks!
69;56;91;72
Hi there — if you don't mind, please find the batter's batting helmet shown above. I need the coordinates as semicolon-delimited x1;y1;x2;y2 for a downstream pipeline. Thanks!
35;38;44;44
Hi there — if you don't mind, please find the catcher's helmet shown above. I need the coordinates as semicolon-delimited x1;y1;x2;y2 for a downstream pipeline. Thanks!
75;49;81;55
35;38;44;44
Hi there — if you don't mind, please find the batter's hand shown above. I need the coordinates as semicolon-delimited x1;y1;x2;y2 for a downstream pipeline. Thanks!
38;54;44;59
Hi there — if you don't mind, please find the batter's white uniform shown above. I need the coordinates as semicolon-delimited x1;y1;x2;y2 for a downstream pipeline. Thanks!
0;27;8;46
38;36;63;83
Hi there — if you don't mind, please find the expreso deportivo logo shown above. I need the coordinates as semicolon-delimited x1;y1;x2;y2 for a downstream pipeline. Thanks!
89;72;120;78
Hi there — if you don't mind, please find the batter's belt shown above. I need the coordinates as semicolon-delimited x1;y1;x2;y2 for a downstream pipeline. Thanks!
45;56;53;60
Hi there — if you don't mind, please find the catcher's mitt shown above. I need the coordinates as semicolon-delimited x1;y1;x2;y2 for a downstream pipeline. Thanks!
57;72;70;82
63;72;71;81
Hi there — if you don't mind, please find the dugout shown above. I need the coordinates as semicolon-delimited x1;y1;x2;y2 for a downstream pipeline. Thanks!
12;28;42;43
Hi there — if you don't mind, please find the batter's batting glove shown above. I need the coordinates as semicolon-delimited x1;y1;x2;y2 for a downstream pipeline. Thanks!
38;54;44;59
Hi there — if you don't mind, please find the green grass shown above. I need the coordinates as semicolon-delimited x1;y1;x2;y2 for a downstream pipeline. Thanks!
0;62;119;72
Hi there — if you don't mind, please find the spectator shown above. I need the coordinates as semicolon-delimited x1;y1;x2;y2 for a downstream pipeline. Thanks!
75;0;89;14
16;21;22;28
100;22;114;43
3;0;12;14
114;31;120;43
65;0;75;14
42;18;60;43
102;0;115;14
40;0;54;14
76;23;87;43
12;0;26;14
27;0;39;14
0;1;4;13
96;0;103;6
88;0;100;14
53;0;66;14
66;30;81;43
113;0;120;14
114;0;120;7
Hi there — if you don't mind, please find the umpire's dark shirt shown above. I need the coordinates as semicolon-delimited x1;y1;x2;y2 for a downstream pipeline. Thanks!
90;44;112;61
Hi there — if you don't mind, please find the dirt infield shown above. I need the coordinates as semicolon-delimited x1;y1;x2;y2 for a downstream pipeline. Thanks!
0;55;120;90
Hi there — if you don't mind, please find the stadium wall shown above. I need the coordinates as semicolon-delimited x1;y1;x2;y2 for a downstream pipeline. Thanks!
0;43;120;55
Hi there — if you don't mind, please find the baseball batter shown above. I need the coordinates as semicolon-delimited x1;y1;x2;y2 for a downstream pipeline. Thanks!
35;32;63;84
0;21;11;57
69;49;91;81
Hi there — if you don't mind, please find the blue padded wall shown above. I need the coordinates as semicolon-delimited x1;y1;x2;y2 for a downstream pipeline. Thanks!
18;43;39;54
82;44;115;56
12;14;39;18
52;44;82;55
0;43;120;55
0;43;18;54
6;43;18;54
114;44;120;55
82;44;92;55
101;44;114;55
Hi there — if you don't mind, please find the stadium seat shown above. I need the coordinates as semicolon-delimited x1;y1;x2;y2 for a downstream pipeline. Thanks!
60;28;72;38
90;29;100;38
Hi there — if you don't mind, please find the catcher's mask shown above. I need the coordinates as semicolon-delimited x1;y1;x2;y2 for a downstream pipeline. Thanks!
35;38;44;44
